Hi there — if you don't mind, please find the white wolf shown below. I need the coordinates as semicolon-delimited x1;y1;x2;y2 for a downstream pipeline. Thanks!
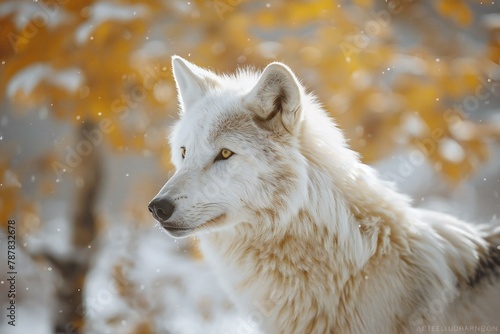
149;56;500;334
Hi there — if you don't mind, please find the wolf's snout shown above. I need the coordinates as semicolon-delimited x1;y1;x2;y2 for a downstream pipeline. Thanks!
148;197;175;222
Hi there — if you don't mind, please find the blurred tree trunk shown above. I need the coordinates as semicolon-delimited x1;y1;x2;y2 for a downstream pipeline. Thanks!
47;122;102;334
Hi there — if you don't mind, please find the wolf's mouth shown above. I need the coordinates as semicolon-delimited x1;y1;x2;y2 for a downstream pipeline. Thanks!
161;224;194;238
160;213;227;238
161;224;192;232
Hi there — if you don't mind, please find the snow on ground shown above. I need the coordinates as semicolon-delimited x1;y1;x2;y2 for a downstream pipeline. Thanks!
84;217;262;334
0;228;54;334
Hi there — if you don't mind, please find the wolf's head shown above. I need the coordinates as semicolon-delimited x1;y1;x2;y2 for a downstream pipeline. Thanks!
149;57;310;238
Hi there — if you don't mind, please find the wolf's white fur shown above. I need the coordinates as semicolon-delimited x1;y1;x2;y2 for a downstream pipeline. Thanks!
151;56;500;334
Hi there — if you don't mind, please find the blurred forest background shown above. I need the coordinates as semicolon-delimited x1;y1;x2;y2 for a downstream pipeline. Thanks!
0;0;500;333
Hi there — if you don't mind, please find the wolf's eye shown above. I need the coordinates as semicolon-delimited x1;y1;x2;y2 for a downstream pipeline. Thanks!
181;147;186;159
221;149;233;159
215;148;234;161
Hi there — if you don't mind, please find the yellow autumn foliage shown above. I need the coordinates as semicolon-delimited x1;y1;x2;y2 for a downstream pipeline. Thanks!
0;0;499;224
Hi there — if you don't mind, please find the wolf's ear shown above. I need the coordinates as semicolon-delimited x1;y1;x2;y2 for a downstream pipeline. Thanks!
172;56;220;112
244;62;302;134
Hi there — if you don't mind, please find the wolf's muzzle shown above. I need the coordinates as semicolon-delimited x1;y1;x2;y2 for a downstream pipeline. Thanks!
148;197;175;222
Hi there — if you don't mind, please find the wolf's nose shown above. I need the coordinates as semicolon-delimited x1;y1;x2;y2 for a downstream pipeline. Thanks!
148;198;175;222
